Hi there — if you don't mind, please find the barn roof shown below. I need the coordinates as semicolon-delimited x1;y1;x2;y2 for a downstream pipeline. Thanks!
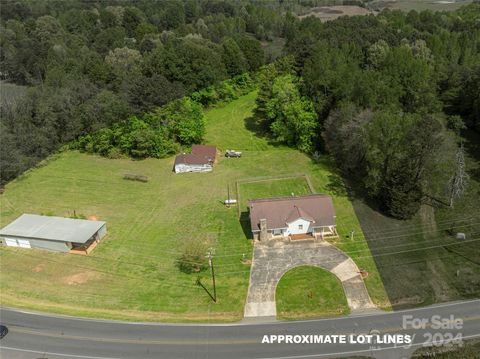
191;144;217;160
0;214;106;244
248;194;336;232
174;153;212;166
175;145;217;166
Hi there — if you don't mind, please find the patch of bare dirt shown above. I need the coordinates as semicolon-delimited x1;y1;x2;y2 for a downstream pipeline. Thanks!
298;6;375;22
63;271;97;285
32;264;44;273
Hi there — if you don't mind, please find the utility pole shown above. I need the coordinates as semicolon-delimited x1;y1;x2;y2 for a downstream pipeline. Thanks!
448;143;469;208
207;249;217;302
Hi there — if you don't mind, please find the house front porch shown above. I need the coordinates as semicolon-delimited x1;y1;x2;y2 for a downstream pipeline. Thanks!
289;233;315;241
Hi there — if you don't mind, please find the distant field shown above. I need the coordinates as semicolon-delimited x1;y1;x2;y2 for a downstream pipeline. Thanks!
297;5;374;22
0;91;390;321
370;0;473;12
296;1;472;21
276;266;350;320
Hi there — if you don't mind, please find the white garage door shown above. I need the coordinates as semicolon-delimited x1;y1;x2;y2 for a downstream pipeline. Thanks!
4;238;31;248
17;239;31;248
5;238;19;247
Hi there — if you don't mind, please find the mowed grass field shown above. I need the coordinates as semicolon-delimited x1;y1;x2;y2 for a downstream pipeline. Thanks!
276;266;350;320
0;91;390;321
238;176;312;210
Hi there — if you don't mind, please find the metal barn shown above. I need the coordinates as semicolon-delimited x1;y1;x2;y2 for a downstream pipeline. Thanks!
0;214;107;254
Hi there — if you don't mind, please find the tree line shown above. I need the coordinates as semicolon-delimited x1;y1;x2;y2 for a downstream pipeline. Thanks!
1;0;282;185
73;73;255;159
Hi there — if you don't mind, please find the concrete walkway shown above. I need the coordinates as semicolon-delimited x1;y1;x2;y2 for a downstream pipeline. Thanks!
244;239;376;317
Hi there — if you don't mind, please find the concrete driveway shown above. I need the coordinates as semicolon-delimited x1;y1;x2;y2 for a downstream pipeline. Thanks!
244;239;377;317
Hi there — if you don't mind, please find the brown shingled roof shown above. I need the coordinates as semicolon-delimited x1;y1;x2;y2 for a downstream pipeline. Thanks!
174;154;212;166
174;145;217;166
248;194;336;232
192;145;216;161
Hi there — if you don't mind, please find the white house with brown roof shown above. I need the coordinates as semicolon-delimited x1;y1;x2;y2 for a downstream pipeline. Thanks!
248;194;337;241
174;145;217;173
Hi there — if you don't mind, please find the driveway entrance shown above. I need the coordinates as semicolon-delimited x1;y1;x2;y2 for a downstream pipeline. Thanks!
244;239;377;317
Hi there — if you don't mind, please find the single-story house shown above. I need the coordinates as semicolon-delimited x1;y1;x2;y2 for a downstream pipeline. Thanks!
174;144;217;173
248;194;337;241
0;214;107;254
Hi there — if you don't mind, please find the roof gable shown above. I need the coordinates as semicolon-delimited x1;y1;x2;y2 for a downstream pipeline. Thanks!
285;205;315;224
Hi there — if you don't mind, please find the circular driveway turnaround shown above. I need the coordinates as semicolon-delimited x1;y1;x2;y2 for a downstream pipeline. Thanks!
244;239;377;318
1;300;479;359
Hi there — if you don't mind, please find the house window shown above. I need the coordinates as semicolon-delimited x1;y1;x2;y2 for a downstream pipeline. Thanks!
298;224;303;230
273;229;282;236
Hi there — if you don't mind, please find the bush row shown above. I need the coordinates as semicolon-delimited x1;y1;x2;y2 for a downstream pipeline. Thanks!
74;73;256;159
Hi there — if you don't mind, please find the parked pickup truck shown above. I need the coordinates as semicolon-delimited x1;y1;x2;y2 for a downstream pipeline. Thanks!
225;150;242;158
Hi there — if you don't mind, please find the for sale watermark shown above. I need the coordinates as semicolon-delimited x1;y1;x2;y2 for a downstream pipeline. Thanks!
402;314;464;348
261;314;464;350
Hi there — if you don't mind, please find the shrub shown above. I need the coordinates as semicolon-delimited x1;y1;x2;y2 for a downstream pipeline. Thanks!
176;241;208;274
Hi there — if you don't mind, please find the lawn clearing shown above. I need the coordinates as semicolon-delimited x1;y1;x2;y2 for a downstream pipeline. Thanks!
276;266;350;320
0;91;390;321
237;175;313;210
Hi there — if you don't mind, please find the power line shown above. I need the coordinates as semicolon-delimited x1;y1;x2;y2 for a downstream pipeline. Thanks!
215;237;480;276
89;220;480;258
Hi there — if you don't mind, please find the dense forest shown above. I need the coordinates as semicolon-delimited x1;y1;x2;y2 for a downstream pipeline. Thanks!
0;0;273;184
259;3;480;218
1;0;479;219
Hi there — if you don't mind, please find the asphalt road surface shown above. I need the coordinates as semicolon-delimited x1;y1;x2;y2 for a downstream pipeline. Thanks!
1;300;479;359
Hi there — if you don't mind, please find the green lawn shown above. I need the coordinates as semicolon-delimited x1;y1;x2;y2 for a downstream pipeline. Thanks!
238;176;312;210
276;266;350;320
412;338;480;358
0;91;390;321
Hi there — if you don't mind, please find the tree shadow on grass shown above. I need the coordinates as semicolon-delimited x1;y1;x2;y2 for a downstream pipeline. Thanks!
325;174;348;197
240;211;253;240
243;115;286;148
311;155;436;310
463;129;480;182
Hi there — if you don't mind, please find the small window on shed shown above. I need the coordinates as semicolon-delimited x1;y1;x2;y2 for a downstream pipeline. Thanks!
298;224;303;230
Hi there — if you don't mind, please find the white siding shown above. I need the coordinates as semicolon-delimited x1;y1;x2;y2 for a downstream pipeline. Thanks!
17;239;31;248
5;237;19;247
175;164;213;173
286;218;312;235
97;224;107;240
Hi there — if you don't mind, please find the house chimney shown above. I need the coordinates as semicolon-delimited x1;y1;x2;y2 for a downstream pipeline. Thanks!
259;218;267;242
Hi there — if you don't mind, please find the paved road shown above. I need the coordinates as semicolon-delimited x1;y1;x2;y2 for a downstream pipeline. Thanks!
1;300;479;359
245;240;375;317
